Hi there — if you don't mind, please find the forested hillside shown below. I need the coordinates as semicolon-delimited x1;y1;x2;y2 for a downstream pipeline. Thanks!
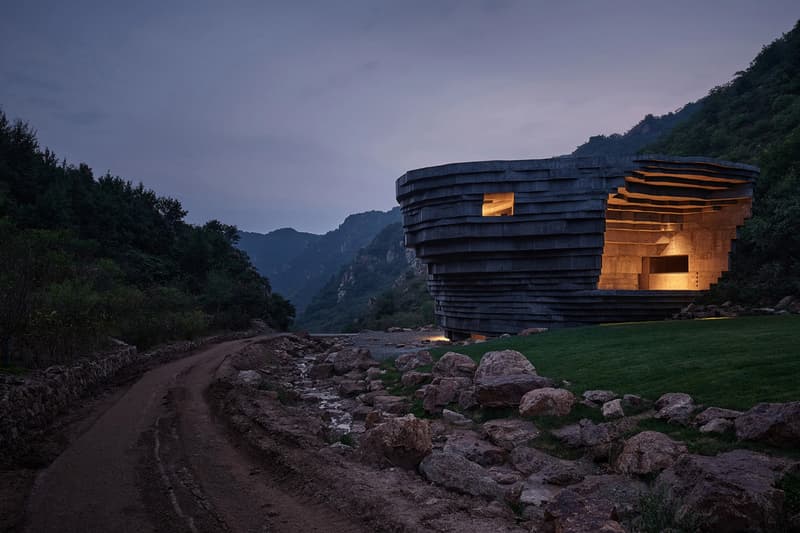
571;101;701;156
647;20;800;301
0;110;294;368
297;222;434;332
237;208;401;313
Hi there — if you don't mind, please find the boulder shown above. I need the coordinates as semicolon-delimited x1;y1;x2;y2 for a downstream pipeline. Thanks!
441;409;472;427
338;380;367;396
519;475;562;507
372;395;410;415
519;388;575;417
615;431;687;476
735;401;800;448
359;414;431;469
657;449;793;533
474;349;536;382
365;367;383;381
482;419;540;451
235;370;263;387
307;363;334;380
422;377;471;413
394;350;433;373
476;375;555;408
443;431;508;466
419;451;503;500
431;352;477;378
326;347;378;375
601;399;624;419
582;390;617;405
655;392;695;424
458;388;479;410
400;371;431;388
544;489;624;533
694;406;742;426
569;474;648;522
699;418;734;434
621;394;645;409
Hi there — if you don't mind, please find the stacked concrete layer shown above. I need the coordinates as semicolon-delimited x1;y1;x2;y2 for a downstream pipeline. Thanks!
396;155;758;338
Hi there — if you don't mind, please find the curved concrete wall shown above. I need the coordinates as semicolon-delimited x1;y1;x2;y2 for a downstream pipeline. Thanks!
396;155;757;338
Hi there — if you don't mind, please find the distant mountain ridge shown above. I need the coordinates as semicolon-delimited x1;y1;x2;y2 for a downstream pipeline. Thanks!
236;207;401;312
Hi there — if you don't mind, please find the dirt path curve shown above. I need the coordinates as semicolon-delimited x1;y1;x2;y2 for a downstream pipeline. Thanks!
24;336;367;533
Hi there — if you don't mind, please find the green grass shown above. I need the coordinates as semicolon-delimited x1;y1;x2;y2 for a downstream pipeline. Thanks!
431;316;800;410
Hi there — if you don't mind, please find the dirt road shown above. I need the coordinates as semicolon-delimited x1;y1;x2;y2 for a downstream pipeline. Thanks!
24;336;367;533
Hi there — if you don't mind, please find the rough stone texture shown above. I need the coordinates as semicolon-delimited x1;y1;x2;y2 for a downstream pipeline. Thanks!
519;327;548;336
615;431;688;475
443;431;508;466
694;406;742;426
655;392;695;424
338;380;367;397
235;370;263;387
371;395;410;415
441;409;472;427
474;350;536;382
396;156;757;337
431;352;477;378
582;390;617;404
476;375;554;408
601;399;624;419
458;388;479;410
394;350;433;373
735;401;800;448
519;388;575;417
569;474;648;522
621;394;645;409
418;451;503;500
359;414;432;469
308;363;334;380
519;475;562;507
400;371;431;388
544;489;625;533
422;377;471;413
326;347;378;375
482;419;540;451
700;418;734;434
657;450;793;533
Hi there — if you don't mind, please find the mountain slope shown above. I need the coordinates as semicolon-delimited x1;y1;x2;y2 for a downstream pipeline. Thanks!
297;222;433;332
237;208;402;312
571;101;701;156
647;20;800;301
238;228;321;279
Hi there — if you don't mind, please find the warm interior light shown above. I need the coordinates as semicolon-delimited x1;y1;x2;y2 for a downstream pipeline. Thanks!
482;192;514;216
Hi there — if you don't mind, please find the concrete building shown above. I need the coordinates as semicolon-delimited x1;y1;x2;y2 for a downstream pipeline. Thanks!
395;155;757;339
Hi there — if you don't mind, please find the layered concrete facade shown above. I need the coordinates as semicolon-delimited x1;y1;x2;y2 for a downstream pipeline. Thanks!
396;155;757;339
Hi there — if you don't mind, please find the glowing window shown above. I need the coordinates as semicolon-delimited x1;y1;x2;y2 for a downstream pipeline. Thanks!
482;192;514;217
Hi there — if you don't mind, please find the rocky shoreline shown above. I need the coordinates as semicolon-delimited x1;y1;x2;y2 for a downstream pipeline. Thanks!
210;333;800;532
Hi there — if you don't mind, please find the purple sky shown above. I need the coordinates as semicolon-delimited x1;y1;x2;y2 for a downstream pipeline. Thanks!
1;1;797;234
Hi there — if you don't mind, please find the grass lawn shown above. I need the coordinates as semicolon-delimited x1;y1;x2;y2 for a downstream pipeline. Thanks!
430;315;800;410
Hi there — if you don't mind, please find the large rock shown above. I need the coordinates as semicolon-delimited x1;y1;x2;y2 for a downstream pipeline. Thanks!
699;418;734;434
422;377;471;413
482;419;540;451
474;350;536;382
400;371;431;387
476;375;555;408
419;451;503;500
735;401;800;448
443;431;508;466
569;474;648;522
326;347;378;375
359;414;431;469
431;352;477;378
694;406;742;426
371;395;410;414
394;350;433;373
655;392;695;424
544;489;625;533
615;431;687;475
582;390;617;405
657;449;793;533
519;388;575;417
601;399;624;419
235;370;263;387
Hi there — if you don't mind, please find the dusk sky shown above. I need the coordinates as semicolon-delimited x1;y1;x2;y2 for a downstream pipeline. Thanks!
1;1;797;234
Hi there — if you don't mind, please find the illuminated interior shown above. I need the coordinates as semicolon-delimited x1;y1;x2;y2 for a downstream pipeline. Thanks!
482;192;514;216
598;167;752;291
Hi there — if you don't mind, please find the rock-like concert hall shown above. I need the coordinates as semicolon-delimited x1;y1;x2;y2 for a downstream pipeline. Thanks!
395;155;758;339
